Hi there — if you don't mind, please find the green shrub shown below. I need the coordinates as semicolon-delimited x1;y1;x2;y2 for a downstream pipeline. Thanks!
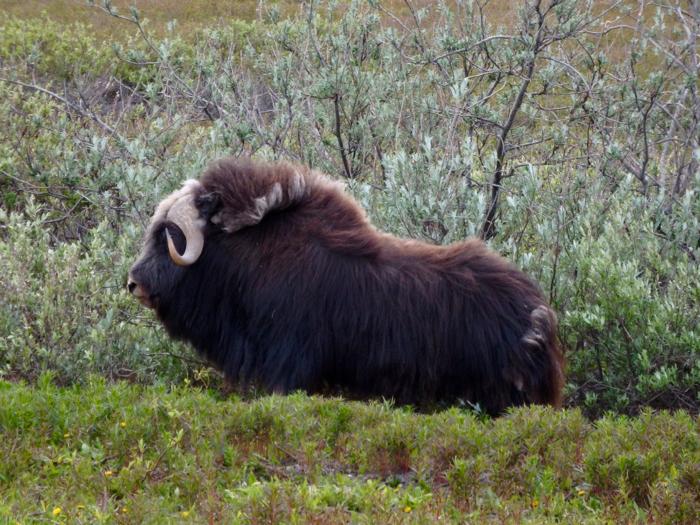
0;17;109;79
0;204;195;384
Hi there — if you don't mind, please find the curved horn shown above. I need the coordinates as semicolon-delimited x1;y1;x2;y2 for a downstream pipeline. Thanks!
166;194;205;266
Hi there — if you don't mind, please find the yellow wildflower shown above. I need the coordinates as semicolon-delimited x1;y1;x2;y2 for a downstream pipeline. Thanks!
104;470;113;477
181;511;191;518
531;498;539;509
403;506;412;513
577;489;586;497
52;507;62;517
120;421;126;428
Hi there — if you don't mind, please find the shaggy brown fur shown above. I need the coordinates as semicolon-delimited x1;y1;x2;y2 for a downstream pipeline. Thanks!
128;157;564;415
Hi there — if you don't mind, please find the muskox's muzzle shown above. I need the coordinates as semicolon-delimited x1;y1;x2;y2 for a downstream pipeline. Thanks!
127;274;153;308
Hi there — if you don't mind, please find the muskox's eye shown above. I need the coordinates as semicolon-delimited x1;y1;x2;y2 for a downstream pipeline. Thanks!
196;191;222;221
164;223;187;256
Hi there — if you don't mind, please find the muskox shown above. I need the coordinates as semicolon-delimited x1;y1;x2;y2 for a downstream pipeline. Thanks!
128;157;564;415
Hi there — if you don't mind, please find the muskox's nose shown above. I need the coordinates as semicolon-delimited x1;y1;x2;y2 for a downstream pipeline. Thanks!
127;274;154;308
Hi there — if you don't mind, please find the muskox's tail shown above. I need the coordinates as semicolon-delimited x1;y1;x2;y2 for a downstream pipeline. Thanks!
518;305;565;408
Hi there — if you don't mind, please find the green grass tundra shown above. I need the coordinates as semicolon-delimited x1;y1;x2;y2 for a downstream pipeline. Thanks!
1;378;698;523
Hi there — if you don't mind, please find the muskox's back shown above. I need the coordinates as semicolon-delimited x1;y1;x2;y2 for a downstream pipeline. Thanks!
289;234;564;414
129;157;564;416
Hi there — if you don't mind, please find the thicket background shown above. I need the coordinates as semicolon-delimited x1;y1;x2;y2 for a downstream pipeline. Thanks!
0;0;698;417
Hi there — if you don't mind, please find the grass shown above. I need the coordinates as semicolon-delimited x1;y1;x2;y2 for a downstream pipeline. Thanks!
0;0;641;33
1;377;698;523
0;0;610;39
0;0;266;38
0;0;399;39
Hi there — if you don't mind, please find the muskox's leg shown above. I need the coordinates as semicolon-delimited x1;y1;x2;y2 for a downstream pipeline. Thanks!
259;343;322;397
220;332;262;391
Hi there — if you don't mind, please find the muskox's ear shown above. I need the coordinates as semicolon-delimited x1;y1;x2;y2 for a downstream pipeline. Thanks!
195;191;222;223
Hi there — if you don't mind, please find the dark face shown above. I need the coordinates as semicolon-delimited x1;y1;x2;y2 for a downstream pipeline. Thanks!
127;180;221;315
127;223;188;310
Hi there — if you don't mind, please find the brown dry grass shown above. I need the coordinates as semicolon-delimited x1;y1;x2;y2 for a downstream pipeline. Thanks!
0;0;517;37
0;0;271;37
0;0;644;47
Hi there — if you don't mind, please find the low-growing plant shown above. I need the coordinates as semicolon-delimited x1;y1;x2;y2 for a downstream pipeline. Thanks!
1;381;698;523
